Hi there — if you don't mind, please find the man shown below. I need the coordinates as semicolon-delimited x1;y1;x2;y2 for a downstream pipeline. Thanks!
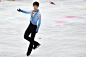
17;1;41;56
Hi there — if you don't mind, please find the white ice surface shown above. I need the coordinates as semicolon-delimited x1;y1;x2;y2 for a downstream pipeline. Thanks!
0;0;86;57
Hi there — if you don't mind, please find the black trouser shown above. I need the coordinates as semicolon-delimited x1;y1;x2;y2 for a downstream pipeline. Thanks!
24;21;38;55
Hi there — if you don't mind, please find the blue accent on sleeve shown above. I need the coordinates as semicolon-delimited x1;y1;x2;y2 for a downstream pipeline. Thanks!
36;14;41;32
21;10;31;14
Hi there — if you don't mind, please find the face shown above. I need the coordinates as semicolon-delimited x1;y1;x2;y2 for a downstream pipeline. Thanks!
33;5;39;10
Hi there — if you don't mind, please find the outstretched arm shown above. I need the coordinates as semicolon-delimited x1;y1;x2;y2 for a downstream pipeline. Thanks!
36;14;41;33
17;8;31;14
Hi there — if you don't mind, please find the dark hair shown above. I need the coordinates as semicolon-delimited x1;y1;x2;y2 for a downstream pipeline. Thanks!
33;1;39;6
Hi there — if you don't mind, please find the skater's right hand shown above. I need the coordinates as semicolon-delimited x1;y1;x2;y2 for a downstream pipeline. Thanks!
17;8;22;12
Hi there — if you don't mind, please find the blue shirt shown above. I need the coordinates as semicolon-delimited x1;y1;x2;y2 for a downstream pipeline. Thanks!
21;9;41;32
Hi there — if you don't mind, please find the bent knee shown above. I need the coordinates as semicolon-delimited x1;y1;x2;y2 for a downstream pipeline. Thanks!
24;34;27;39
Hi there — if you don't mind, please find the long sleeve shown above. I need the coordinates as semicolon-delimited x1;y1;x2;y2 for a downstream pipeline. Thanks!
21;10;32;14
36;14;41;32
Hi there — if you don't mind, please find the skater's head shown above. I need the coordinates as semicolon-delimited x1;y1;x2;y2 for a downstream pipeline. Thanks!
33;1;39;10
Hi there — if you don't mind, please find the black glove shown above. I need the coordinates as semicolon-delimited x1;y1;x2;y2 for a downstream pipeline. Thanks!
35;30;38;33
17;8;22;12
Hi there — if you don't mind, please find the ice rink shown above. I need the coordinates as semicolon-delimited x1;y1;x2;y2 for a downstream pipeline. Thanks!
0;0;86;57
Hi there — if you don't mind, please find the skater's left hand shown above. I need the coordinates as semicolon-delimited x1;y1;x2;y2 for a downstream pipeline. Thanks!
35;30;38;33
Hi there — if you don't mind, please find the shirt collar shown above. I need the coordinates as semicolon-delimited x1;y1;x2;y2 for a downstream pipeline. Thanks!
31;9;39;18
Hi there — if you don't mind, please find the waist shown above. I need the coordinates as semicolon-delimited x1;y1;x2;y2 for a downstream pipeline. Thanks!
30;21;37;27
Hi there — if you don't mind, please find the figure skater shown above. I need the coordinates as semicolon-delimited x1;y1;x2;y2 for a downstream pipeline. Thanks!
17;1;41;56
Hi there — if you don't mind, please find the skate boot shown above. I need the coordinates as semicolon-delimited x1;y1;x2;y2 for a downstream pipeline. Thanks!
33;42;41;50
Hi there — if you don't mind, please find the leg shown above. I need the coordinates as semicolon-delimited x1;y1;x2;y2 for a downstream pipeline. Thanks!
27;31;36;56
24;26;31;42
24;26;38;43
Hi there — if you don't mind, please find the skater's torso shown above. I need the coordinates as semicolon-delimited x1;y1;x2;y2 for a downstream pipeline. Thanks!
30;9;41;31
